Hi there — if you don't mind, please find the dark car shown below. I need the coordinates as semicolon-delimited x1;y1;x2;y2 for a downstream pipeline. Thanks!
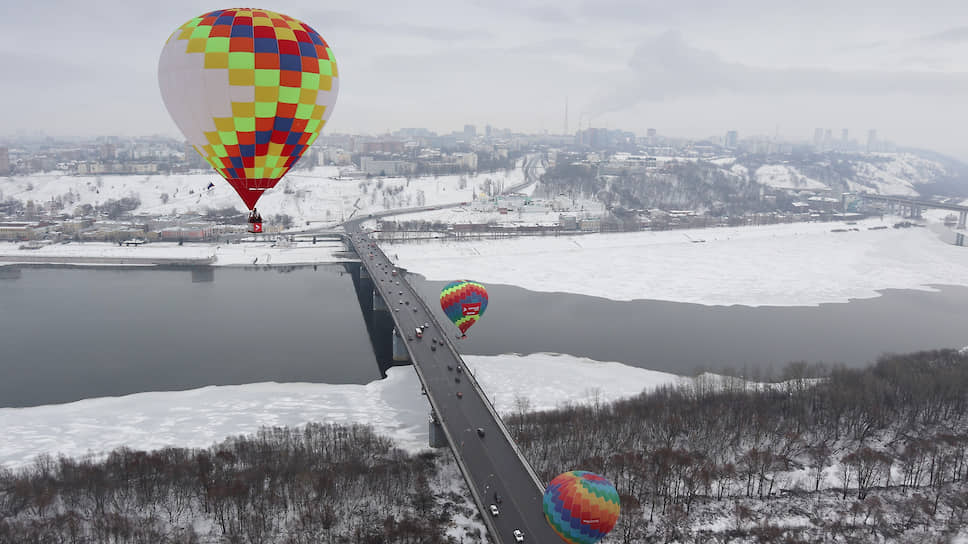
476;428;485;437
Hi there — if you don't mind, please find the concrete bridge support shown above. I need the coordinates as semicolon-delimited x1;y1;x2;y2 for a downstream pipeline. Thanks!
959;210;967;230
0;266;21;280
392;329;411;362
428;414;448;448
373;290;388;311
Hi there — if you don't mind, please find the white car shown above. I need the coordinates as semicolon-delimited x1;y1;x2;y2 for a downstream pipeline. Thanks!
513;530;524;542
489;504;499;516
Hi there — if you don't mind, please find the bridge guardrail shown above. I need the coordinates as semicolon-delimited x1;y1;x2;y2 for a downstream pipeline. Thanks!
352;239;504;544
397;263;546;493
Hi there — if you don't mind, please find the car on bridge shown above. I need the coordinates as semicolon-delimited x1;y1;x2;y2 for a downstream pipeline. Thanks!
477;427;485;437
513;529;524;542
489;504;499;516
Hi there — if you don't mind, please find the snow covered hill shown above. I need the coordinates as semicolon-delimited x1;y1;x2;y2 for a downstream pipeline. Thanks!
737;152;952;197
0;166;525;228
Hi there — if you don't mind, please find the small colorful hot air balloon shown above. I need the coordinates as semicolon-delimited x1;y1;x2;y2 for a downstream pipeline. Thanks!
439;280;488;337
158;8;338;230
543;471;620;544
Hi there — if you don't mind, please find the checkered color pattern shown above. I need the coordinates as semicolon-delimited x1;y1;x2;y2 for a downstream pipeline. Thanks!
439;280;488;335
158;9;338;209
543;471;621;544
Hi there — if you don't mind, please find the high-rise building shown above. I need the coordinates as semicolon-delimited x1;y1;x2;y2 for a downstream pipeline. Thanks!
0;147;9;176
841;129;849;144
867;129;877;152
646;128;657;146
813;128;824;150
99;143;116;160
725;130;738;149
463;124;476;139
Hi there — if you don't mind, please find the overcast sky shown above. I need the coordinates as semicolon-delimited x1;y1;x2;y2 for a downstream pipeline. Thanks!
2;0;967;159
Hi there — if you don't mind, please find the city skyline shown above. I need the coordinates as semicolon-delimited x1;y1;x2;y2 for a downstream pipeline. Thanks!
1;1;967;160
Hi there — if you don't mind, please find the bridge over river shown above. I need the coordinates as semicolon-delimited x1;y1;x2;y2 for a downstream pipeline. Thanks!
342;220;561;544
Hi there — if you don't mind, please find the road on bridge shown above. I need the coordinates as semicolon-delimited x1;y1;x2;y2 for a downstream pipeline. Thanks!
344;219;562;544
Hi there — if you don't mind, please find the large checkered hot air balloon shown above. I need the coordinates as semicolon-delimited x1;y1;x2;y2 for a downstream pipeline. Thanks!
543;471;620;544
439;280;488;338
158;8;338;231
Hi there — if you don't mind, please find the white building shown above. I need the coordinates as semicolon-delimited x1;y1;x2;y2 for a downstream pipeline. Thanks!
360;157;415;176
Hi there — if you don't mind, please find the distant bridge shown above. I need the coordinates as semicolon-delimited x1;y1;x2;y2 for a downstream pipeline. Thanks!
854;194;967;228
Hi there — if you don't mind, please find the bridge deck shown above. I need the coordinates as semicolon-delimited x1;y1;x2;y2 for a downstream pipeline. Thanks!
346;225;560;544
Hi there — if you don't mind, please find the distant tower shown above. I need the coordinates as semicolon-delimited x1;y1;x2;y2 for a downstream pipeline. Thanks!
813;128;824;150
867;129;877;152
647;128;657;146
564;97;569;136
463;124;476;139
725;130;738;149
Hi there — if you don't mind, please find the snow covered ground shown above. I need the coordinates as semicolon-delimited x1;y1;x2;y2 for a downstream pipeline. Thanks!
0;240;348;266
755;164;829;191
388;217;968;307
0;353;682;469
1;165;525;228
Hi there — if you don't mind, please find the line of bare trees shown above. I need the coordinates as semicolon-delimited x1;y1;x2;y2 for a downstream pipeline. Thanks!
0;423;458;544
3;349;967;543
507;349;968;542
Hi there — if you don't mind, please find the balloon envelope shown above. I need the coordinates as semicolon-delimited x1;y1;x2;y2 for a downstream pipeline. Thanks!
543;471;620;544
439;280;488;335
158;8;338;209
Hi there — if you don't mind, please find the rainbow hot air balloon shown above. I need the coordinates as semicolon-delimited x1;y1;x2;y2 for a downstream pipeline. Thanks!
543;471;620;544
439;280;488;337
158;8;338;219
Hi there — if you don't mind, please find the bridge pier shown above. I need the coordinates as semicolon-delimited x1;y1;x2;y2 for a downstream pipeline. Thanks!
0;266;21;280
392;329;411;362
959;210;967;230
373;290;388;311
913;206;922;220
428;414;448;448
957;233;966;247
191;268;214;283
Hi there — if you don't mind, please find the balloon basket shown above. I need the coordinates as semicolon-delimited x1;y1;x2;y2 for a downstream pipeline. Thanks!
248;222;263;234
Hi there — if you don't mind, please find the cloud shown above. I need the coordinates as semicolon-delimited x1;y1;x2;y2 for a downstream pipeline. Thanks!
523;4;574;24
587;31;968;116
917;26;968;44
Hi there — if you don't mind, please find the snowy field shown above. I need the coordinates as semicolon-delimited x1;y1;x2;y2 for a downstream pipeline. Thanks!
0;240;348;266
388;217;968;307
1;165;526;228
0;353;682;469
